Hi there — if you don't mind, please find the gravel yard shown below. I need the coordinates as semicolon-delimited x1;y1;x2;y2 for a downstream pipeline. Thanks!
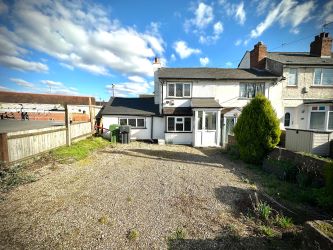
0;142;299;249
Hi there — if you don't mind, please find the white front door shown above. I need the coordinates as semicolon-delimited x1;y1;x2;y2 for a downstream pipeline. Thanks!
195;110;217;146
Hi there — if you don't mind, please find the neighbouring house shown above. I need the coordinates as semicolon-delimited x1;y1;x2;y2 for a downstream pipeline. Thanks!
238;32;333;156
99;32;333;150
0;91;96;122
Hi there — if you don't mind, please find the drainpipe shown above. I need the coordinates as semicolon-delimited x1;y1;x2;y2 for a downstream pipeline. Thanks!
151;115;154;142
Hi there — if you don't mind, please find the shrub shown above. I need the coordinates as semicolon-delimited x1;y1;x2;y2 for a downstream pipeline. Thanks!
233;94;281;164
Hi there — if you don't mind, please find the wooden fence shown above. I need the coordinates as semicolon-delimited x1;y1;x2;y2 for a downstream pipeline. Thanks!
0;122;92;165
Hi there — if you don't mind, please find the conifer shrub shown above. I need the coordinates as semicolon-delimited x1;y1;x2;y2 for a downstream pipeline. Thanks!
233;94;281;164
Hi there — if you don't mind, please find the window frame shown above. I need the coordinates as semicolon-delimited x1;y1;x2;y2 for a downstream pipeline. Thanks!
287;68;298;86
167;116;192;132
312;68;333;86
118;117;146;129
308;105;333;131
239;82;265;98
167;82;192;98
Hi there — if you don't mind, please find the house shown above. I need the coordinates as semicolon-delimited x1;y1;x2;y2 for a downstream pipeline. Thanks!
238;32;333;132
100;64;278;146
100;32;333;148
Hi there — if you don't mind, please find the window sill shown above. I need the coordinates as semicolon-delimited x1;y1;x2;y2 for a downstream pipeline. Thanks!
310;85;333;88
166;97;191;99
165;131;192;133
286;85;298;88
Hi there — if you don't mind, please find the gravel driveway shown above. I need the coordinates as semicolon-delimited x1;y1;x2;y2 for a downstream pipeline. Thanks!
0;142;289;249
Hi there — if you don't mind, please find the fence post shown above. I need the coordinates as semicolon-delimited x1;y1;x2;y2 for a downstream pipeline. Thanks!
65;104;71;146
89;97;94;134
0;133;9;167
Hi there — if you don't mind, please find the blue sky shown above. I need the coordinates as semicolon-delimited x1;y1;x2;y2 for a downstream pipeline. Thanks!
0;0;332;101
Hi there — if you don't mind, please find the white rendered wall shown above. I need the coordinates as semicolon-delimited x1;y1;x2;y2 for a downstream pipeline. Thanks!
165;133;192;145
102;115;152;140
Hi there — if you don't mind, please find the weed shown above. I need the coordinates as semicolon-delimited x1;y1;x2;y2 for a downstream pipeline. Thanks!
256;201;272;221
51;137;110;163
0;164;37;192
260;226;277;237
275;214;293;229
98;215;109;225
127;229;139;241
169;227;187;240
126;196;132;202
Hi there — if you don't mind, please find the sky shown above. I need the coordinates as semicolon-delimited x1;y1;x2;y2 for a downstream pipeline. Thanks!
0;0;332;101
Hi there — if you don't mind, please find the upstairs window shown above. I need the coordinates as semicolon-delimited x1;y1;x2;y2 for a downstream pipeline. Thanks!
313;68;333;85
168;83;191;97
240;83;265;98
288;68;297;86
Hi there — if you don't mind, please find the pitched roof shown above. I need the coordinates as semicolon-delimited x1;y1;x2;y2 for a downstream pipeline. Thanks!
0;91;95;105
157;68;278;80
163;107;193;116
191;98;222;108
100;97;159;116
267;52;333;65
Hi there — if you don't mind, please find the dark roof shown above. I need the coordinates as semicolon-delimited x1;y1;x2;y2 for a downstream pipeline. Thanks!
0;91;95;105
157;68;278;80
303;99;333;104
191;98;222;108
267;52;333;65
100;97;159;116
163;107;193;116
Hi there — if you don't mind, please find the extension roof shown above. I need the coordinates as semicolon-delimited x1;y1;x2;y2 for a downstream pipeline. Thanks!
99;97;159;117
157;68;278;80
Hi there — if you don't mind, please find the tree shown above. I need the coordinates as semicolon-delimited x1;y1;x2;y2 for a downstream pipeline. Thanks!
233;94;281;164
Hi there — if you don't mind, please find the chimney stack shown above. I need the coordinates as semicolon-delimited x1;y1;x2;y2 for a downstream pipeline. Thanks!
310;32;332;58
250;41;267;70
152;57;161;72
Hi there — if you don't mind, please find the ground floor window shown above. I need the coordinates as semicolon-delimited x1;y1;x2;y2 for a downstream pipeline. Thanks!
309;105;333;130
167;116;191;132
119;118;145;128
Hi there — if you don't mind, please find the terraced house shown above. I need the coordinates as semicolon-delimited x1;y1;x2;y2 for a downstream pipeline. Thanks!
100;32;333;148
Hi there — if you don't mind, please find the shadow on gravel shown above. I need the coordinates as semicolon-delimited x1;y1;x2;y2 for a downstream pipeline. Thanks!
167;233;303;250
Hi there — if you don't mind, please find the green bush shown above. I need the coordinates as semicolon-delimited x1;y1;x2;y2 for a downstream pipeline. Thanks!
233;94;281;164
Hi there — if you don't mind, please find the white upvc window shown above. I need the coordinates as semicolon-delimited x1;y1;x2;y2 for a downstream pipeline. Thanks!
239;83;265;98
309;105;333;131
119;118;145;128
288;68;298;86
313;68;333;86
167;83;191;98
167;116;192;132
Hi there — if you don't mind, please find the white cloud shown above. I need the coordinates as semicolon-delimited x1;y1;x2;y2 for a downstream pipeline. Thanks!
2;0;165;77
170;54;176;61
194;2;214;29
255;0;272;16
41;80;63;86
199;57;209;66
219;1;246;25
0;56;49;72
106;82;151;97
322;1;333;24
10;78;34;88
250;0;315;39
235;39;242;46
0;85;11;92
225;62;233;68
59;62;74;70
128;75;146;83
199;21;224;44
173;41;201;59
235;2;246;25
